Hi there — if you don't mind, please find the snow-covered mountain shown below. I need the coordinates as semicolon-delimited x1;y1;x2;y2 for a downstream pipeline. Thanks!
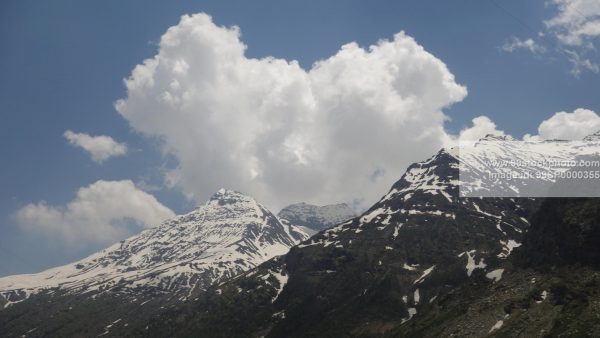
0;189;309;307
459;134;600;197
278;202;357;235
583;130;600;141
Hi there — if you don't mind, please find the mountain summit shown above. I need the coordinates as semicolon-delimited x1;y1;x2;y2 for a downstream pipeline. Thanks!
0;189;308;307
278;202;357;235
583;130;600;141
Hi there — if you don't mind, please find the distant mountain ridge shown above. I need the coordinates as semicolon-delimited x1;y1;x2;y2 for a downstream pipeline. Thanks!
0;189;308;308
278;202;357;235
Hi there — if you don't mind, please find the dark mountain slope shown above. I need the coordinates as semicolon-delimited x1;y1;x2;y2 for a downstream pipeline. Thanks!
142;198;600;338
393;197;600;337
517;198;600;269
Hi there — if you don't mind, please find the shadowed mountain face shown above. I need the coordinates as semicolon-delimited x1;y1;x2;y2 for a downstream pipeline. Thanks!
402;198;600;337
517;198;600;269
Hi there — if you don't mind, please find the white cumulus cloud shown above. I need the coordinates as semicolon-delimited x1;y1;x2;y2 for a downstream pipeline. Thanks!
457;116;506;144
64;130;127;163
16;180;175;247
524;108;600;140
115;13;468;210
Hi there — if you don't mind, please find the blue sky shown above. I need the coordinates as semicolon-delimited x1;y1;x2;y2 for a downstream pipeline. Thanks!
1;0;598;276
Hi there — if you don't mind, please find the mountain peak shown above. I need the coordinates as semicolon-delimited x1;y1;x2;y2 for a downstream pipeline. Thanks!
583;130;600;141
211;188;246;198
209;188;255;205
278;202;357;233
479;134;515;142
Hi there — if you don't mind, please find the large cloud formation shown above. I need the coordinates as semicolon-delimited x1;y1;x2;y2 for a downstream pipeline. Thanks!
116;13;467;210
16;180;175;247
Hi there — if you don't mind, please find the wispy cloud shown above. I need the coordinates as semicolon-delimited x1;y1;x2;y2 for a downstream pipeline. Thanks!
564;49;599;76
545;0;600;47
545;0;600;76
499;0;600;76
501;37;546;54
